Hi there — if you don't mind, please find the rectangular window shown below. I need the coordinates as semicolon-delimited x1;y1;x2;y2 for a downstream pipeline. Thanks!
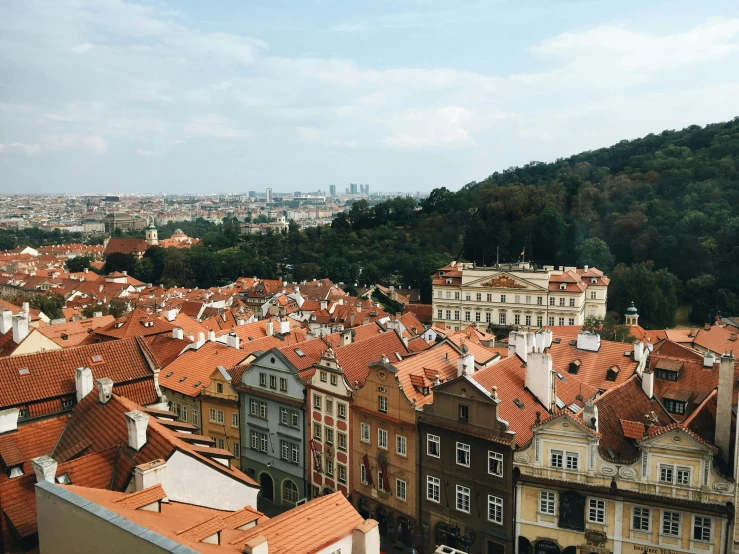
487;294;492;302
514;314;521;325
549;297;555;306
270;375;277;389
486;312;491;323
291;410;299;428
456;442;470;467
693;516;711;542
217;438;225;449
548;316;555;326
446;291;451;299
537;296;543;305
326;459;334;477
662;511;680;536
500;294;506;303
550;450;563;468
361;422;370;443
338;432;347;451
540;491;556;515
588;499;605;523
361;463;368;485
326;428;334;444
560;298;566;307
427;434;440;457
251;430;259;450
659;465;674;484
281;440;289;460
378;470;385;491
313;422;322;441
233;442;240;458
488;495;503;524
338;403;347;419
590;291;597;300
464;311;470;321
260;433;268;452
525;315;531;326
558;317;565;326
320;371;327;382
378;429;388;449
465;293;470;301
217;410;224;424
280;407;289;425
446;310;451;320
437;310;443;319
456;485;471;513
291;443;299;464
181;406;187;423
326;397;333;415
427;475;440;503
259;373;267;386
633;507;650;531
192;408;198;428
279;377;288;392
525;295;531;304
396;479;407;501
330;374;338;386
569;298;575;307
454;310;460;321
537;316;543;326
338;463;347;483
566;452;579;471
459;404;469;422
476;293;482;301
396;435;407;456
216;383;224;394
379;396;388;413
314;394;322;410
232;413;239;427
475;312;481;322
676;467;690;486
514;295;520;304
568;318;575;326
499;313;506;325
488;451;503;477
210;408;217;422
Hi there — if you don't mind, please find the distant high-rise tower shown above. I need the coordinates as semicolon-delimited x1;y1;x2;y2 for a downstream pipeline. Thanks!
350;183;358;195
248;191;256;198
329;184;336;197
266;188;273;203
145;218;158;246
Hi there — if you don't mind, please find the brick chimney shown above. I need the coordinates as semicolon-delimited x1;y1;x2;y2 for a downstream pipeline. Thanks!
125;411;149;451
75;367;94;402
715;352;735;463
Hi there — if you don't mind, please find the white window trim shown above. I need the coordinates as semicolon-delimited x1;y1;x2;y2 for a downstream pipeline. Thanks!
488;451;503;477
456;442;470;467
661;509;681;537
378;428;388;450
588;498;605;524
692;515;712;543
427;475;440;503
632;505;651;532
456;484;471;514
427;434;440;458
487;495;503;524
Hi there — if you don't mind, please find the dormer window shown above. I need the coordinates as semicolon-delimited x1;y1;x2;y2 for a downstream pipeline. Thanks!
591;278;597;284
663;399;686;415
560;284;567;290
446;278;452;284
605;365;620;382
459;404;469;422
8;465;23;479
56;473;71;485
568;359;581;374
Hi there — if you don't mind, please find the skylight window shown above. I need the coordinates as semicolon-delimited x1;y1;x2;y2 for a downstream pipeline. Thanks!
56;473;71;485
178;376;187;383
18;368;30;376
165;372;173;378
295;348;306;358
90;354;103;364
513;398;525;410
193;381;202;387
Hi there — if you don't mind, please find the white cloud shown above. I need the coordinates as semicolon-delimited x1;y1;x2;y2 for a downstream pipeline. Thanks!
41;133;107;153
383;106;475;148
70;42;94;53
0;143;41;156
183;115;250;139
83;135;108;153
136;148;154;156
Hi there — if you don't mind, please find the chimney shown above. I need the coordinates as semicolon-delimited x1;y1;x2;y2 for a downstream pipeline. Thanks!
279;319;290;335
196;332;206;348
164;309;177;322
22;302;29;316
208;330;216;342
125;411;149;451
0;310;12;334
320;300;328;311
385;320;401;333
12;314;29;344
122;270;127;276
525;351;554;411
95;377;114;404
0;407;19;435
542;328;553;348
352;519;380;554
534;330;545;353
31;456;58;483
243;536;268;554
75;367;94;402
456;346;475;377
576;330;601;352
508;330;532;363
133;459;167;491
703;351;715;368
704;322;711;331
641;368;654;399
349;312;356;327
341;329;353;347
715;352;735;463
265;321;274;337
172;327;184;340
583;399;598;432
227;334;240;349
633;341;643;362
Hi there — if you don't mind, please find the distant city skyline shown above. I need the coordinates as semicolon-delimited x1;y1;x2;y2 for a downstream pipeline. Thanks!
1;0;739;194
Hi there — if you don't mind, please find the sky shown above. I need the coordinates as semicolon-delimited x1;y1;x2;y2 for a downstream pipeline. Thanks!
1;0;739;195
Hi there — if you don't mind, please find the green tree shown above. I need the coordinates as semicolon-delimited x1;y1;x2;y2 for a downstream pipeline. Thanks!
30;292;66;320
576;238;615;272
67;256;92;273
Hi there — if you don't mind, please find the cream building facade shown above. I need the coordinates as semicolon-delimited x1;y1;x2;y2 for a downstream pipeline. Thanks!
431;262;608;334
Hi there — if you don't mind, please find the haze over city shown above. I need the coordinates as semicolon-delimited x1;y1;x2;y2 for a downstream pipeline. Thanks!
2;0;739;194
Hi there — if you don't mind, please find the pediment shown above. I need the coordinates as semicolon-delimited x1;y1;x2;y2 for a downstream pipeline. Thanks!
465;272;546;291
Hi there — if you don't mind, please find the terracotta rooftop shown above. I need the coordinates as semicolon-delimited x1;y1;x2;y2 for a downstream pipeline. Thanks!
95;308;175;339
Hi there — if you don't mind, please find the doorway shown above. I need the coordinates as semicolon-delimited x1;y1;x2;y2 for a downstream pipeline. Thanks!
260;472;274;501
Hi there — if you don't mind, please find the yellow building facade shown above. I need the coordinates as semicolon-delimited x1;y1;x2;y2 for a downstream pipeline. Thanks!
514;411;734;554
199;366;242;469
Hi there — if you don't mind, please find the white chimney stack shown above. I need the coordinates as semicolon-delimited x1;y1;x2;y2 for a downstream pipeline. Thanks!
22;302;29;316
265;321;274;337
133;459;167;492
0;407;20;435
95;377;114;405
525;351;554;411
12;314;29;344
279;319;290;335
172;327;184;340
703;351;715;368
0;310;12;334
31;455;58;483
641;369;654;399
75;367;94;403
125;411;149;451
227;334;240;349
457;346;475;377
576;330;601;352
341;329;353;347
196;332;206;348
716;353;735;463
208;330;216;342
164;309;177;322
583;399;598;432
632;341;642;362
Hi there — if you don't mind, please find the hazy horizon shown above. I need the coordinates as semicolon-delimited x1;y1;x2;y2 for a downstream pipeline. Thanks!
1;0;739;194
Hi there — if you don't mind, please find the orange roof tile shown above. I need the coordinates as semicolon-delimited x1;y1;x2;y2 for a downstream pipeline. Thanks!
160;342;249;398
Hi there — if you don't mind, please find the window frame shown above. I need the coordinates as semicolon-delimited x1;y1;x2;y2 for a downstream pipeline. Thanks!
396;435;407;456
396;478;407;501
378;428;388;449
456;484;471;514
487;495;503;524
693;515;711;542
588;498;605;524
662;510;680;537
427;475;440;503
488;451;504;477
378;395;388;413
539;490;556;515
632;506;650;532
456;442;470;467
360;422;370;443
427;434;440;458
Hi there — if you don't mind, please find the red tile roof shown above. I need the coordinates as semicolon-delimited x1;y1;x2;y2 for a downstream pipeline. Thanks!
95;308;175;339
0;415;69;483
104;238;148;256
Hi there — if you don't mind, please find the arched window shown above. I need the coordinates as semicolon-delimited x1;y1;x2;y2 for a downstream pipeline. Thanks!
283;479;299;504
